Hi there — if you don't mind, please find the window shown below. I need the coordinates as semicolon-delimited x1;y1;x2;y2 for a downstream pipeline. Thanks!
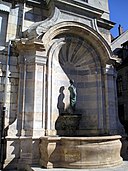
0;11;8;47
0;2;10;47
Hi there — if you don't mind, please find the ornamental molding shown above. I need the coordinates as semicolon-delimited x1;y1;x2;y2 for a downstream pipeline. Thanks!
23;7;60;40
0;1;10;12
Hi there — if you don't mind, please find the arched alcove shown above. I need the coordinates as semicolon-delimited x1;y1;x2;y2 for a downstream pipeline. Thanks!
47;33;104;135
43;21;116;136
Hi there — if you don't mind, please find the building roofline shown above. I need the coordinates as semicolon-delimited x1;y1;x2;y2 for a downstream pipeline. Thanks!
111;30;128;45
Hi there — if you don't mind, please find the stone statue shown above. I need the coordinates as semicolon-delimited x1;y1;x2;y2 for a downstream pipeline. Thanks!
68;79;77;112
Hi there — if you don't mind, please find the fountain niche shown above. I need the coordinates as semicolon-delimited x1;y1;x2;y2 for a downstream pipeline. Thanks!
39;34;123;169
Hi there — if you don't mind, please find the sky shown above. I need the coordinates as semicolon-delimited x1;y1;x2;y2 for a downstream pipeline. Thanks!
109;0;128;38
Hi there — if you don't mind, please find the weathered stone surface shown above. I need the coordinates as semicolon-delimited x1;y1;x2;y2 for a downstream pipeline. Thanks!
0;0;122;170
39;136;123;169
55;114;81;136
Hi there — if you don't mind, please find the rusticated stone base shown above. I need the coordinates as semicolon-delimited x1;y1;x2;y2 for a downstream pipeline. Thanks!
39;135;123;169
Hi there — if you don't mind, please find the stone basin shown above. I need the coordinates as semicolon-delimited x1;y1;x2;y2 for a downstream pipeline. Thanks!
39;135;123;169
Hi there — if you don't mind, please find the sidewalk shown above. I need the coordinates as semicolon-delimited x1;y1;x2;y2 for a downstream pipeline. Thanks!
30;161;128;171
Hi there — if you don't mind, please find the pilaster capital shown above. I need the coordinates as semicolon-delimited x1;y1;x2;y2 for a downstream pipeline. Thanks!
104;64;117;77
16;38;45;51
25;55;47;65
16;39;47;65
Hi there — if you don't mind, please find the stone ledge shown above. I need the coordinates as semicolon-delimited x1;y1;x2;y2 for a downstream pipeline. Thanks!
26;161;128;171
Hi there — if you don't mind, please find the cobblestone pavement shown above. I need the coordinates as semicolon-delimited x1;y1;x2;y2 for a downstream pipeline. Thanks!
30;161;128;171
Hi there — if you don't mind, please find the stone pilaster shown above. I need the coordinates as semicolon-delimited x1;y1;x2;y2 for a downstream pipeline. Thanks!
3;40;48;170
17;40;47;137
104;64;119;134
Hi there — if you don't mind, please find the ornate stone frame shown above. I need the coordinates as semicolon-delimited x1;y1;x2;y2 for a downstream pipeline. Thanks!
42;21;119;135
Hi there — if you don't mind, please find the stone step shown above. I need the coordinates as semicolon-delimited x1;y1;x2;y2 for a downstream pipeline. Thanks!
25;161;128;171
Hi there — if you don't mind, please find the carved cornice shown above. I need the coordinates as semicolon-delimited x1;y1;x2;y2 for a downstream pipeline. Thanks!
16;39;47;65
97;18;115;30
16;38;44;49
55;0;104;19
25;55;47;65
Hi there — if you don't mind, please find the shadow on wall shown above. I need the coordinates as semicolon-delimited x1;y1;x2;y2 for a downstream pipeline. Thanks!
3;140;19;171
57;86;65;115
0;105;9;170
56;86;81;137
3;138;40;170
121;137;128;161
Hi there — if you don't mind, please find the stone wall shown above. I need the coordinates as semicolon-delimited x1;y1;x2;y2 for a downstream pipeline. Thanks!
0;0;121;170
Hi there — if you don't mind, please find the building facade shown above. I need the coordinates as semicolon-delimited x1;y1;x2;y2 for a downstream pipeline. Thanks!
112;30;128;135
0;0;123;170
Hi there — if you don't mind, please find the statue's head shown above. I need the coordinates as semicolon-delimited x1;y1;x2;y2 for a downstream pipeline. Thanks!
59;86;65;93
69;79;74;85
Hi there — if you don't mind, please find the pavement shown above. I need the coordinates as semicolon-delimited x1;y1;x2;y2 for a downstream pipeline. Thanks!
29;161;128;171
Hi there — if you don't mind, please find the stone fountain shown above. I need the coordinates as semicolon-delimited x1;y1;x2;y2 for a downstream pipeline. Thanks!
39;79;122;169
37;15;123;169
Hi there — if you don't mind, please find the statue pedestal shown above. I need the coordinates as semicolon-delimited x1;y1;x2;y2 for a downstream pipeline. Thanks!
55;114;81;136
